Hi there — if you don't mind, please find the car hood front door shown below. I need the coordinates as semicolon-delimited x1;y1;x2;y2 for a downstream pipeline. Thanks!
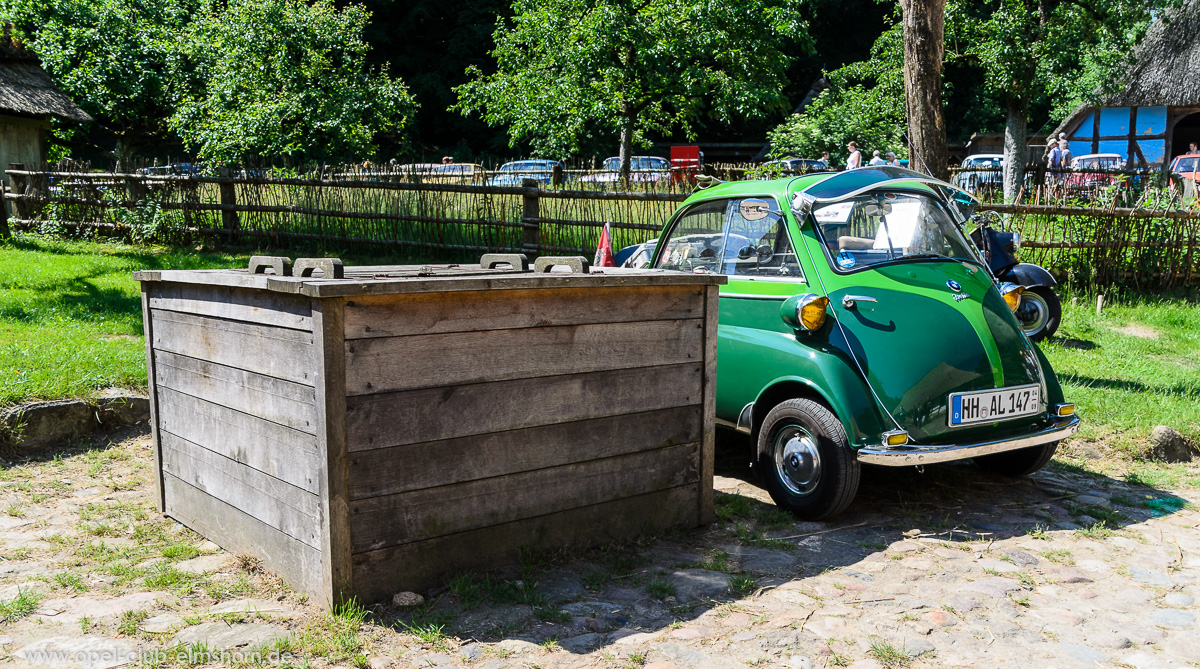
827;261;1045;442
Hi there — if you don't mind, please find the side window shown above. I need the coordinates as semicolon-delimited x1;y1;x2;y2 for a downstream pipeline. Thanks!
656;199;729;274
722;198;804;280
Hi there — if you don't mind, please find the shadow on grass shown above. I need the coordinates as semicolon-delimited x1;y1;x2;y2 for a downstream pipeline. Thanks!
1064;373;1200;400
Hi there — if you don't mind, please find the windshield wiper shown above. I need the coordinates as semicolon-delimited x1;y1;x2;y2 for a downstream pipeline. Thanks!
894;252;952;261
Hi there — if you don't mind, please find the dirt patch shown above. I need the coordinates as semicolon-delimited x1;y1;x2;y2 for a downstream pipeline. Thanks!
0;431;1197;668
1113;323;1160;339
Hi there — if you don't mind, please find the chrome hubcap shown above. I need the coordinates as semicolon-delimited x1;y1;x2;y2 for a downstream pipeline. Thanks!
1017;292;1049;335
774;426;821;496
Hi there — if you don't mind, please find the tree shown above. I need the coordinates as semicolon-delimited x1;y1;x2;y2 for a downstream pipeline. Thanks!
953;0;1171;201
768;21;907;165
170;0;416;165
454;0;812;179
2;0;200;163
899;0;948;179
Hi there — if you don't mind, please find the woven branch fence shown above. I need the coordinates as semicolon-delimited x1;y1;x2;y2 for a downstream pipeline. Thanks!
3;164;1198;288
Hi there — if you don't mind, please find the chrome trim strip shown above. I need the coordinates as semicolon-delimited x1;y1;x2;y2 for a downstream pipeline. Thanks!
720;293;789;301
737;403;755;435
715;417;738;431
856;416;1080;466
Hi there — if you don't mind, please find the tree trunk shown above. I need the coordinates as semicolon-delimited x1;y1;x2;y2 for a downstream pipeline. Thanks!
1003;98;1027;203
899;0;948;181
618;111;634;184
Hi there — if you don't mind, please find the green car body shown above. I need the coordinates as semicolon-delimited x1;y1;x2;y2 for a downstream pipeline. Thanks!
647;167;1080;518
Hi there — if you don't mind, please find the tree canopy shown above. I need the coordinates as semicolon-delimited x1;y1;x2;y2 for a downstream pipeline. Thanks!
454;0;814;176
170;0;416;165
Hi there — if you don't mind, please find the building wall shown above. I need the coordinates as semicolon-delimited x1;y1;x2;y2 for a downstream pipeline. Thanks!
0;114;48;186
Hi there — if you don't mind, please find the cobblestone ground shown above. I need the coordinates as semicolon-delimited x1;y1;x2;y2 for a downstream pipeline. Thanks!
0;429;1197;668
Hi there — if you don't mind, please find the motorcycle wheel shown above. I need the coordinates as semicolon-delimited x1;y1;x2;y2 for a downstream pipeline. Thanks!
1016;286;1061;342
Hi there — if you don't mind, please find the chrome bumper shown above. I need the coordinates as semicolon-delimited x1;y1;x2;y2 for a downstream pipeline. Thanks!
855;415;1081;466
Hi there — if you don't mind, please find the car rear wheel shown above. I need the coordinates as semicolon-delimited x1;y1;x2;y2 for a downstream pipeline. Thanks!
756;399;859;520
975;441;1058;477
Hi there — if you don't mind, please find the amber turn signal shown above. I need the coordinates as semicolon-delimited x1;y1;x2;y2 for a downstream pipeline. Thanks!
882;430;909;446
1000;283;1025;312
799;295;829;331
1054;403;1075;417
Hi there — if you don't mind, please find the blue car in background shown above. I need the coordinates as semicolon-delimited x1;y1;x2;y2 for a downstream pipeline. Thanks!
489;159;566;186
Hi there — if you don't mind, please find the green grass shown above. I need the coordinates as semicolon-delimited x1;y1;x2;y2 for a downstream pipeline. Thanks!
1042;294;1200;452
0;236;243;404
0;234;449;406
0;588;42;623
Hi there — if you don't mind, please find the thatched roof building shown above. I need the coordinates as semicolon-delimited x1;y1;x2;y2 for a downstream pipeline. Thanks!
0;27;89;124
1054;0;1200;168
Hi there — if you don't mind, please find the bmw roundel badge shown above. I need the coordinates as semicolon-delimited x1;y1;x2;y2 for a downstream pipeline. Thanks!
947;280;962;292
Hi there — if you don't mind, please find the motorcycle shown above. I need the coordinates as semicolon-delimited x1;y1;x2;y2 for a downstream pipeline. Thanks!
969;211;1062;342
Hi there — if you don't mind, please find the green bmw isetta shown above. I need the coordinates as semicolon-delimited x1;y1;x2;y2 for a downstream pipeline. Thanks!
646;167;1080;519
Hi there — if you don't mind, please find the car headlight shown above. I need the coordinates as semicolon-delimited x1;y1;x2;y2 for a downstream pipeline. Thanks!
1000;283;1024;312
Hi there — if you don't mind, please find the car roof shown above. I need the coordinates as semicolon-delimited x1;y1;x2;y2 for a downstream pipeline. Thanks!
965;154;1003;160
682;167;963;208
1172;154;1200;160
1075;153;1122;160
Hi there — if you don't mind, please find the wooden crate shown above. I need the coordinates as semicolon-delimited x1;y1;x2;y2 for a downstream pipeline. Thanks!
135;263;723;606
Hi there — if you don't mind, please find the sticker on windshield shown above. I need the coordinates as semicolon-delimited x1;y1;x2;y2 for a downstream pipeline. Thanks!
739;199;772;221
835;251;856;269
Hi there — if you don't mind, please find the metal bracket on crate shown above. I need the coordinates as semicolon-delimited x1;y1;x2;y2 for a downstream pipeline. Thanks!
533;256;591;274
294;258;345;279
479;253;530;271
248;256;292;276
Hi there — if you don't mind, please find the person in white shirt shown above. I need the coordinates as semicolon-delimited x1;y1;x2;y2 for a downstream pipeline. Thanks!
846;141;863;170
886;151;900;166
868;150;888;166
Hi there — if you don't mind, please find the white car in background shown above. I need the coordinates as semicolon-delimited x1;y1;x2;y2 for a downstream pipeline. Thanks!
953;154;1004;193
579;156;670;184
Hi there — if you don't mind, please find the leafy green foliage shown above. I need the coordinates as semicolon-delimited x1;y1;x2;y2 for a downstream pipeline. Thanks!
171;0;416;164
455;0;813;166
2;0;200;162
768;17;907;164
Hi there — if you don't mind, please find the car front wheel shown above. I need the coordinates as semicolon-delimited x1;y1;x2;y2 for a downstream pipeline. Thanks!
756;398;859;520
1016;286;1062;342
975;441;1058;477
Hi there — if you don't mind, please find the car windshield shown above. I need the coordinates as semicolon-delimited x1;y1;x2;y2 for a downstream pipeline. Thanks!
810;191;977;272
1173;157;1199;172
433;165;470;174
1077;156;1121;169
969;157;1001;168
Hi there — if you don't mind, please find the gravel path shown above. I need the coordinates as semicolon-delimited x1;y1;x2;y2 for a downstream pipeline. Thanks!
0;431;1196;668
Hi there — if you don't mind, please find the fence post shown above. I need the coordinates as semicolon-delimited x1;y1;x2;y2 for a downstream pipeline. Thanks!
521;178;540;257
8;164;24;222
218;168;239;232
552;163;563;187
0;180;8;239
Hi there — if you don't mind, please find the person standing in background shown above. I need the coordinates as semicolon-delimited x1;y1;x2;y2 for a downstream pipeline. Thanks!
846;141;863;170
868;150;887;166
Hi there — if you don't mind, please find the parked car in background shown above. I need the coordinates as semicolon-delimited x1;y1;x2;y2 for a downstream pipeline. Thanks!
1169;154;1199;199
952;154;1004;193
1065;153;1125;193
643;166;1078;519
579;156;670;184
489;159;565;186
422;163;487;185
763;158;831;174
136;163;199;177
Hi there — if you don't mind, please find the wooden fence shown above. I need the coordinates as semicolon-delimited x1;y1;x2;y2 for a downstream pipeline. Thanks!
2;165;1198;287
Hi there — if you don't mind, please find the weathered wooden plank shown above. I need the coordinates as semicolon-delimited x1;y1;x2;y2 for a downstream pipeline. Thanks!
350;484;701;603
345;319;703;395
343;285;704;339
350;442;698;553
148;282;312;331
699;285;719;524
163;473;323;600
155;387;320;493
160;432;321;548
346;362;702;451
154;350;317;434
303;272;723;298
141;286;165;512
349;405;701;499
151;309;315;385
312;298;353;608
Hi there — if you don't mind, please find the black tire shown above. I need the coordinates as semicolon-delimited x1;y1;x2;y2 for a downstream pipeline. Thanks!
756;398;859;520
975;441;1058;477
1016;286;1062;342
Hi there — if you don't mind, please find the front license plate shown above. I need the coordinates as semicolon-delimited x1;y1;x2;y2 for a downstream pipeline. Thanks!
949;384;1042;426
